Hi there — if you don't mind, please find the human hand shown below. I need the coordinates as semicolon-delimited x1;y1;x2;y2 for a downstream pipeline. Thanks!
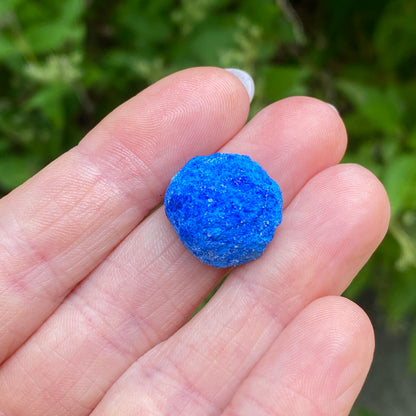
0;68;390;415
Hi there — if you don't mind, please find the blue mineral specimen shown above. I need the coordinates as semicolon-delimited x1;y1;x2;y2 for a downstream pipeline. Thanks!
164;153;283;268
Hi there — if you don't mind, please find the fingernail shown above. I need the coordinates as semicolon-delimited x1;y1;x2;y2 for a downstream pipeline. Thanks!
327;103;339;114
225;68;255;103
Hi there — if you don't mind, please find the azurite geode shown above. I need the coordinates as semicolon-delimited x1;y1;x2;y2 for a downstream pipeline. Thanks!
164;153;283;268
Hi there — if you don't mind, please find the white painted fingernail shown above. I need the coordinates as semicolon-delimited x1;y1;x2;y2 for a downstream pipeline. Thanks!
327;103;339;113
225;68;255;103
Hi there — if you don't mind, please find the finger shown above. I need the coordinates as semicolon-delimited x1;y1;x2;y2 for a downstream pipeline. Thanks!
89;164;389;415
222;296;374;416
0;98;347;415
0;67;250;362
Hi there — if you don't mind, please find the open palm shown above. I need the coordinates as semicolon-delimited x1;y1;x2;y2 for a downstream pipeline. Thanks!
0;68;389;415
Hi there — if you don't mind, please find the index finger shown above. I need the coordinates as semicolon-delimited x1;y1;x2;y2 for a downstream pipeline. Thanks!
0;67;250;363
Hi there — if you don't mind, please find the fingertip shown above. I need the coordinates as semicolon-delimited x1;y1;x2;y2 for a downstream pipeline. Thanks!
332;163;391;242
296;163;391;262
287;296;375;415
307;296;375;355
161;66;252;119
327;103;340;114
356;163;391;237
305;296;375;413
223;295;375;416
82;66;251;153
225;68;255;102
278;96;348;159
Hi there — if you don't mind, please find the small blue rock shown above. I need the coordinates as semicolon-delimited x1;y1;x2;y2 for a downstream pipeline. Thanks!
164;153;283;268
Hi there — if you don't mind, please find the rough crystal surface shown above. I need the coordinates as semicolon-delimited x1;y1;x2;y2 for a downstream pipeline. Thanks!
164;153;283;268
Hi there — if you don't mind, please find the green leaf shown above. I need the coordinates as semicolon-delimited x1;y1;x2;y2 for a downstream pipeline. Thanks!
337;80;403;135
26;84;67;129
0;0;21;15
374;1;416;69
343;260;373;300
350;408;380;416
60;0;85;24
0;139;11;153
261;65;310;101
0;35;15;60
408;126;416;151
409;321;416;370
383;155;416;216
189;25;236;65
0;155;40;190
24;22;81;53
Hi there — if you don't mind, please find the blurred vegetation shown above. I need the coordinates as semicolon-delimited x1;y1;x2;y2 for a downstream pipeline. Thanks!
0;0;416;409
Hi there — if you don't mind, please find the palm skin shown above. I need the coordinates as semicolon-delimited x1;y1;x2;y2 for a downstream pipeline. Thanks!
0;68;389;415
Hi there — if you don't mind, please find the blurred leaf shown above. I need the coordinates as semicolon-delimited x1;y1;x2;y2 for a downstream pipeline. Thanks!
389;219;416;272
0;140;11;153
24;53;82;84
0;36;15;59
383;155;416;216
382;254;416;321
172;0;219;35
410;321;416;370
408;127;416;151
374;0;416;69
261;65;310;101
0;154;40;190
25;84;67;129
351;408;380;416
9;0;86;55
343;260;373;300
338;80;404;135
240;0;282;27
24;22;82;53
60;0;85;23
189;24;236;65
117;9;171;46
0;0;21;14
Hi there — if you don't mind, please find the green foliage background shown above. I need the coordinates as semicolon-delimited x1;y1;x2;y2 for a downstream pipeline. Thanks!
1;0;416;412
